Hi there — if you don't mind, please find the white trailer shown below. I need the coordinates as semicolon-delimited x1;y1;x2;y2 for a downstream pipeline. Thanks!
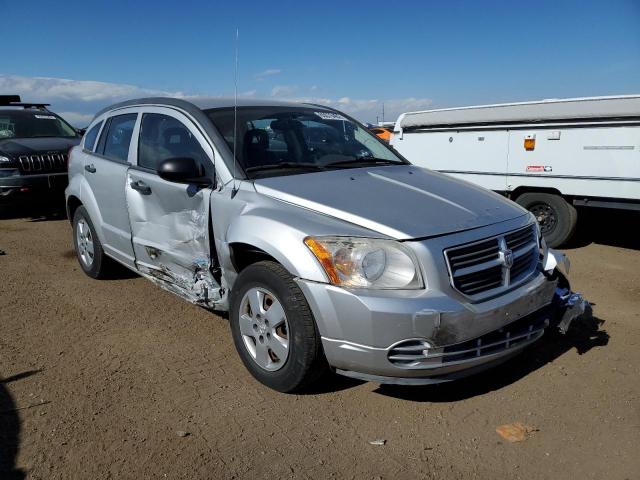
391;95;640;247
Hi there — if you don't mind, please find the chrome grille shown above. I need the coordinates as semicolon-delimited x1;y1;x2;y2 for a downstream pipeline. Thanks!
18;152;68;174
387;308;550;369
444;225;538;298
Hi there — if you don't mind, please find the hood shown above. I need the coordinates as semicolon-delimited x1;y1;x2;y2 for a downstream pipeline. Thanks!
253;165;527;240
0;137;80;157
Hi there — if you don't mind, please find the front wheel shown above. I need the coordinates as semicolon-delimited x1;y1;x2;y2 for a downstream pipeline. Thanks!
515;192;578;248
229;261;327;392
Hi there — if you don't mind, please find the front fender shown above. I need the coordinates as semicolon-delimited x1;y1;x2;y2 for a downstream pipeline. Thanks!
226;212;328;283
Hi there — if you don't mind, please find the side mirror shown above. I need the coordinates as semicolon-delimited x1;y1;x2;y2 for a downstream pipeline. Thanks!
158;157;212;186
76;127;87;136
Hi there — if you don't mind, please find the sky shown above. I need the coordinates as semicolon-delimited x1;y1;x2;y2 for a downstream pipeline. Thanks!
1;0;639;126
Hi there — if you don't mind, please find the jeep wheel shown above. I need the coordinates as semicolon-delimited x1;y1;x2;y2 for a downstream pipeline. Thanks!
229;261;327;392
515;192;578;248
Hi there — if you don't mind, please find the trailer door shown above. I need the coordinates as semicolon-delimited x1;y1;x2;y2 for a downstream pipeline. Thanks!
396;130;509;192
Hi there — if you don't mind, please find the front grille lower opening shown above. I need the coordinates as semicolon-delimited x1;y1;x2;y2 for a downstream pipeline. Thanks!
386;307;551;368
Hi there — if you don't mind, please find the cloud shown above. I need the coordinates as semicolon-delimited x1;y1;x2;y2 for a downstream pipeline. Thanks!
56;111;96;126
254;68;281;80
0;74;182;103
275;95;434;124
271;85;298;97
0;74;184;126
268;85;433;122
0;73;432;126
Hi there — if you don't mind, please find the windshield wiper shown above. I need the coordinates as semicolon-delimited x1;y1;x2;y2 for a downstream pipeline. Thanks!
245;162;326;173
323;157;404;168
30;135;75;138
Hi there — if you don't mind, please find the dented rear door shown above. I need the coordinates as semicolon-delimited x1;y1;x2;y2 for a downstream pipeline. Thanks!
125;108;220;306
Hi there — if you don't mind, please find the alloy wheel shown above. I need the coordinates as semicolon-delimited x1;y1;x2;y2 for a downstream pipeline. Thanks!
238;287;290;371
76;218;95;267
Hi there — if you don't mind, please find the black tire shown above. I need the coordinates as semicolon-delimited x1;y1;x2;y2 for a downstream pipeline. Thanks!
72;205;110;279
229;261;328;393
515;192;578;248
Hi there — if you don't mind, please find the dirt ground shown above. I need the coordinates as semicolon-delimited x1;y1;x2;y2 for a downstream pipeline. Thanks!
1;203;639;480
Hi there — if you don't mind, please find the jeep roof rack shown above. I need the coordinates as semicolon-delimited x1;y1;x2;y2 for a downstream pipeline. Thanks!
0;95;51;109
0;95;22;105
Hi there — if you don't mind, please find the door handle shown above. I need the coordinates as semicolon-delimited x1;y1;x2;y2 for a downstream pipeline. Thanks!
130;180;152;195
84;164;96;173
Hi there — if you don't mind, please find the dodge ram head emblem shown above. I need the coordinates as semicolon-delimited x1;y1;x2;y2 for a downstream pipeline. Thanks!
499;247;514;269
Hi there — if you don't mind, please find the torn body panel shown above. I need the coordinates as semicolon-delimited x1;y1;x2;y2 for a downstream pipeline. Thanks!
544;248;589;334
138;262;221;306
554;289;588;334
125;169;222;307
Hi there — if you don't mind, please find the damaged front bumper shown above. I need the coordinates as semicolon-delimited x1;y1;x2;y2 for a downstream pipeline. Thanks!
554;289;588;335
545;248;589;334
300;249;589;386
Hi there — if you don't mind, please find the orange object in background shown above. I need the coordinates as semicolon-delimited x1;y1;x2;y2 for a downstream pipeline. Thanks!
524;135;536;151
370;127;393;142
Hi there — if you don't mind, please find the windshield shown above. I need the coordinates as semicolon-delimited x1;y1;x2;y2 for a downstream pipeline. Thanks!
206;106;406;178
0;110;78;140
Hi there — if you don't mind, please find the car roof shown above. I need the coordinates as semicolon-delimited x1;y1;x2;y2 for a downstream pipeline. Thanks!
192;97;314;110
94;96;326;119
91;97;336;180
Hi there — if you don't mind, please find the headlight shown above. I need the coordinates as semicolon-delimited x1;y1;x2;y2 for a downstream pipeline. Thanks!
0;155;12;163
304;236;424;289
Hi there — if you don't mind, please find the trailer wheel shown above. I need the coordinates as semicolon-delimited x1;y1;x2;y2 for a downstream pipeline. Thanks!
515;192;577;248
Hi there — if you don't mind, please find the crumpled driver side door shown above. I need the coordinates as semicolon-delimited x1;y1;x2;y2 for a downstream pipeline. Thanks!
125;108;220;307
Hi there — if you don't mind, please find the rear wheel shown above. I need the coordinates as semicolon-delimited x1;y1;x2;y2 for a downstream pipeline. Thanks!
73;206;110;279
229;261;327;392
515;192;577;247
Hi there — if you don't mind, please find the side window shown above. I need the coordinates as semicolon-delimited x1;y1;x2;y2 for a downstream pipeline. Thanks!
83;121;103;152
0;115;16;139
100;113;137;163
138;113;209;171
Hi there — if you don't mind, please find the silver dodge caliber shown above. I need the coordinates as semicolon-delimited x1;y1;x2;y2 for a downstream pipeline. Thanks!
65;97;587;392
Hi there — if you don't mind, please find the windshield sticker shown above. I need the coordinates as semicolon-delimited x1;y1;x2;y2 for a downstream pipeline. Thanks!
35;115;56;120
314;111;348;121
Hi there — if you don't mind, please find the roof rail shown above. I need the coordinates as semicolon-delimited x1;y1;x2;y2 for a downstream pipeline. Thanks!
7;102;52;109
0;95;51;109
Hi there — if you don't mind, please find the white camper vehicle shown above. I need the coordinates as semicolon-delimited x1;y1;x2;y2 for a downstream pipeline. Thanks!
391;95;640;247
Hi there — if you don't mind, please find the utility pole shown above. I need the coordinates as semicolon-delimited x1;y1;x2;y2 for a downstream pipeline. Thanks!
382;102;385;124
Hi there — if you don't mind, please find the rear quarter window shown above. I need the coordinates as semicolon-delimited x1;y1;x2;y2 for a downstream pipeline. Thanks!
83;121;103;152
